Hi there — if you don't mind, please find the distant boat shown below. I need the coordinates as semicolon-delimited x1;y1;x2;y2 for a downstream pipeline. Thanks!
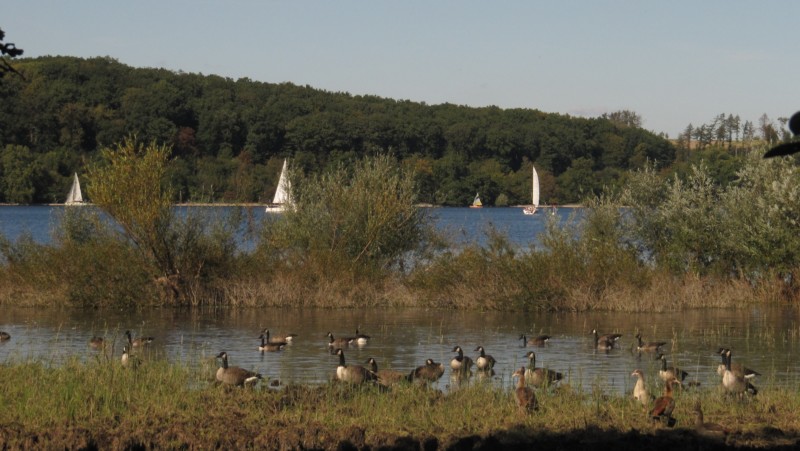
65;173;85;205
522;166;540;215
470;193;483;208
265;159;292;213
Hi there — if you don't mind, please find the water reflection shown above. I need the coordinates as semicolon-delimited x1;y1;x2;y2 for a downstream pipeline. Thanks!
0;306;798;395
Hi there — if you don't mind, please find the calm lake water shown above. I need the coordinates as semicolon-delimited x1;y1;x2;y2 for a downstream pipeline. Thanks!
0;206;798;395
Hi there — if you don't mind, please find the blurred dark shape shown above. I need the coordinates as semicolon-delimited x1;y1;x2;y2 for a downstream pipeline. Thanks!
764;111;800;158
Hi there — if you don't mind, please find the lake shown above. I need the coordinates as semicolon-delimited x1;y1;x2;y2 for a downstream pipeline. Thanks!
0;205;797;396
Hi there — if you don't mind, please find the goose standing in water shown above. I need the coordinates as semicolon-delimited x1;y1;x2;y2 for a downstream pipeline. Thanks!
215;351;262;387
408;359;445;385
519;334;551;347
261;328;297;344
634;333;666;353
334;348;375;385
354;328;370;346
474;346;496;373
511;367;538;414
89;336;105;349
592;329;619;351
258;332;286;352
0;331;9;341
125;330;154;348
524;351;562;388
657;354;688;383
450;345;474;377
326;332;353;349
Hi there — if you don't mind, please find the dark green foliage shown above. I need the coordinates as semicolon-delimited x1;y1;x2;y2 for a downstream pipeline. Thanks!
0;56;674;205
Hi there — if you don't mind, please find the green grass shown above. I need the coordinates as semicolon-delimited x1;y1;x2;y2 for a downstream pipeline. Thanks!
0;356;798;449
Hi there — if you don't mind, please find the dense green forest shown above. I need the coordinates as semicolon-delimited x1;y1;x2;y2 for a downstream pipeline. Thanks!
0;56;684;205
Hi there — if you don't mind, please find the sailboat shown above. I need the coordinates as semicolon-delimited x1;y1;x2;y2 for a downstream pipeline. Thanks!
470;193;483;208
522;166;540;215
265;159;292;213
65;173;85;205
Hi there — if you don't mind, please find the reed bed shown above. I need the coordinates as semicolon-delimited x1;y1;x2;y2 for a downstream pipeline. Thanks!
0;355;799;449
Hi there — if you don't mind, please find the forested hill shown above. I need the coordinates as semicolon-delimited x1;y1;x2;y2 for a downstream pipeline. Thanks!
0;56;675;205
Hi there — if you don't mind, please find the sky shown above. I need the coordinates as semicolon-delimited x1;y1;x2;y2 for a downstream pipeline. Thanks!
4;1;799;138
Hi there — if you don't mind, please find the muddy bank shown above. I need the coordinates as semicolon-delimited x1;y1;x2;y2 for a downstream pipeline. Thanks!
1;422;797;450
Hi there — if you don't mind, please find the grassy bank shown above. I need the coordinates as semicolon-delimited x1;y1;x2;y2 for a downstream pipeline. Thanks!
0;357;798;449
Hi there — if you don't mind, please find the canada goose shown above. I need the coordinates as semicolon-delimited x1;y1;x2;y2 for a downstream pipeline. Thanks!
649;378;677;426
524;351;563;387
635;333;666;353
125;330;154;348
366;358;405;387
121;345;139;368
631;369;652;406
722;349;758;396
592;329;617;351
474;346;496;372
334;348;376;384
511;367;538;413
593;329;622;344
260;328;297;344
89;336;105;349
326;332;353;348
408;358;445;384
215;351;262;387
715;347;760;379
258;333;286;352
657;354;689;382
354;328;371;346
450;346;474;376
519;334;551;346
694;401;729;437
0;331;10;341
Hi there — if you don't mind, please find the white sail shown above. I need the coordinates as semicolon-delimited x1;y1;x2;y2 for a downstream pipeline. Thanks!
65;173;84;205
266;159;292;212
523;165;540;215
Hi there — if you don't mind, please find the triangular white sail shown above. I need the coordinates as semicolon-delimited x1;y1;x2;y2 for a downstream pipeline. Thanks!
65;173;84;205
523;165;540;215
266;159;292;212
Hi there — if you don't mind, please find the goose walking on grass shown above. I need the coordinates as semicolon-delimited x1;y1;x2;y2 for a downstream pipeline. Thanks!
512;367;538;414
216;351;262;387
649;378;677;427
334;348;376;385
408;359;445;385
519;334;551;347
631;369;652;406
125;330;154;348
716;347;760;380
524;351;563;388
722;349;758;396
657;354;688;383
366;358;405;387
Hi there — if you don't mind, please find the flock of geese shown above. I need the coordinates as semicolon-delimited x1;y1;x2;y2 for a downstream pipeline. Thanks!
0;326;761;428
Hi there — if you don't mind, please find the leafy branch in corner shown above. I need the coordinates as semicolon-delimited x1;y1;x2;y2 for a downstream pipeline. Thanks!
0;28;25;79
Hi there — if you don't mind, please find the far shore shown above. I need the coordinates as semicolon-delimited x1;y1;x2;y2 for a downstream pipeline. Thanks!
3;202;585;208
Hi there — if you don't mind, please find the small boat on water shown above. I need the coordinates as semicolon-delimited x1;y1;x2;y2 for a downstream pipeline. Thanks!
65;173;85;205
470;193;483;208
265;159;292;213
522;166;539;215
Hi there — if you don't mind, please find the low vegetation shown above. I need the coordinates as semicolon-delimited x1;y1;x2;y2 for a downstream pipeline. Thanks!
0;142;798;310
0;356;798;449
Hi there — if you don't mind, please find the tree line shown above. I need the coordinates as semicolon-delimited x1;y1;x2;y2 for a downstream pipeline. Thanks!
0;56;788;206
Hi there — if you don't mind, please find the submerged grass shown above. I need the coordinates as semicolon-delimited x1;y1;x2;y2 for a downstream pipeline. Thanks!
0;357;799;449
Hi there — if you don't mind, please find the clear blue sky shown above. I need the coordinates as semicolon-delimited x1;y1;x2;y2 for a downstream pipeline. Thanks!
5;1;798;138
